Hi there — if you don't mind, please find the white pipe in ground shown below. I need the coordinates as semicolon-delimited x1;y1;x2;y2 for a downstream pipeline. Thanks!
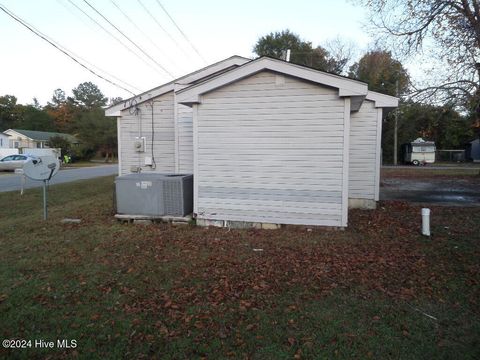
421;208;431;236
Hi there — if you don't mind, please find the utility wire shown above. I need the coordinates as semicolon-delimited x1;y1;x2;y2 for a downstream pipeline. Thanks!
66;0;167;78
82;0;174;78
56;0;143;93
154;0;207;64
136;0;192;61
109;0;177;70
0;3;138;96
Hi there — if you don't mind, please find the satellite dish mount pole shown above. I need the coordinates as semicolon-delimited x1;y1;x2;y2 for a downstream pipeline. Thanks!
43;179;48;220
43;168;55;221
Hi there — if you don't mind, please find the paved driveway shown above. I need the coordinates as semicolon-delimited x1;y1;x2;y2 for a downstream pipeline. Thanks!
0;165;118;193
380;170;480;206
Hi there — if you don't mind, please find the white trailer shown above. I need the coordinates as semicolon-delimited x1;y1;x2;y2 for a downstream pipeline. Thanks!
402;138;436;165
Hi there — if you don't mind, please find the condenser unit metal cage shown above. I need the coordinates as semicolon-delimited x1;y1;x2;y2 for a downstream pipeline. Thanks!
115;173;193;217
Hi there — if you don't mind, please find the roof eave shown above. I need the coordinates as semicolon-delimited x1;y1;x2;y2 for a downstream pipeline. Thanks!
105;55;251;116
366;91;399;108
105;83;174;117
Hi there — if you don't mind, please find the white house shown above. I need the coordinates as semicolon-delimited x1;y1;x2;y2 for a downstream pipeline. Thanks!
106;56;398;228
0;133;10;148
3;129;80;149
0;133;18;159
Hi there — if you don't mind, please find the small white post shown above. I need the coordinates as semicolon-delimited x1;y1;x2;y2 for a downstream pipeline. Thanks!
421;208;430;236
286;49;291;62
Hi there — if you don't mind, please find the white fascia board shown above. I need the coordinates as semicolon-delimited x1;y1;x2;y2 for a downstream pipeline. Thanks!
105;56;250;117
105;82;174;117
177;57;369;105
366;91;399;108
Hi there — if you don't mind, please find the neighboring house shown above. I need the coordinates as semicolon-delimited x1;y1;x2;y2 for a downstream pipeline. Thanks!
0;133;10;148
3;129;80;149
0;133;18;159
465;138;480;162
106;56;398;228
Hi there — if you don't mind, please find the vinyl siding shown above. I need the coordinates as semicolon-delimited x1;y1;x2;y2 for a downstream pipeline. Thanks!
195;71;347;227
176;103;194;173
119;91;175;175
349;100;379;199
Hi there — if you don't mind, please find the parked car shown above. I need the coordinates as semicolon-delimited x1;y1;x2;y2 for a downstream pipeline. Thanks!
0;154;39;171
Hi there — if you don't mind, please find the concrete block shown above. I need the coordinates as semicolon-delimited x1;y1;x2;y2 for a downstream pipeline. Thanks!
348;198;377;209
196;219;225;228
261;223;281;230
225;221;261;229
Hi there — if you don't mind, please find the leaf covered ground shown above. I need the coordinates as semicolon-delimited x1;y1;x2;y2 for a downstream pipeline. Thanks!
0;176;479;359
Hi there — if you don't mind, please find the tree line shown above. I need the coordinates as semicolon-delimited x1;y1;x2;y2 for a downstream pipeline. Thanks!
0;82;118;161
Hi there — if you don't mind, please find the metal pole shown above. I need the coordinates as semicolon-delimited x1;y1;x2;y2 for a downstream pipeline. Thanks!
43;179;47;220
394;114;398;165
393;79;399;166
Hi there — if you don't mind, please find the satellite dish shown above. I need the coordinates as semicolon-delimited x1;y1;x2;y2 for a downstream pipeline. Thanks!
23;156;60;181
22;155;60;220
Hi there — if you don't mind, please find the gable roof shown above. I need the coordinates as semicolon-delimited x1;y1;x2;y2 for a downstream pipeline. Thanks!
105;55;250;116
176;56;375;110
5;129;79;143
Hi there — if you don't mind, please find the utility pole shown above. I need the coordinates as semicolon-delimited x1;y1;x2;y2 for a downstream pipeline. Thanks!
393;79;400;166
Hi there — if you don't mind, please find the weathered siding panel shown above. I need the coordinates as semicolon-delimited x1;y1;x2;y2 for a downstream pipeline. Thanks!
177;103;194;173
195;71;347;226
349;100;379;199
119;91;175;175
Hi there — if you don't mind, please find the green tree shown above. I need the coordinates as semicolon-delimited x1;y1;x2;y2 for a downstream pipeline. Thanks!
74;108;117;161
349;50;409;96
46;135;72;157
382;102;473;163
15;105;56;131
0;95;20;131
253;30;347;74
71;82;107;109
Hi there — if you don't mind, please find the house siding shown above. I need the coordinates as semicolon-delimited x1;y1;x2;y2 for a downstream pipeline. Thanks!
195;71;347;227
349;100;380;200
119;91;175;175
176;103;194;173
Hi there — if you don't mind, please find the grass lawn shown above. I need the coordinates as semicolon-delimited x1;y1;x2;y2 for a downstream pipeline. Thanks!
0;176;479;359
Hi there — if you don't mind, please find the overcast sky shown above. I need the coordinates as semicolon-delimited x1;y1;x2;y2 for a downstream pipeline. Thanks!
0;0;372;105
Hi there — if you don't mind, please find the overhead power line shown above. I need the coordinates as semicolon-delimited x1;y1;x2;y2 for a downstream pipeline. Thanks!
136;0;192;61
65;0;167;79
109;0;177;70
154;0;207;64
82;0;174;78
0;3;138;96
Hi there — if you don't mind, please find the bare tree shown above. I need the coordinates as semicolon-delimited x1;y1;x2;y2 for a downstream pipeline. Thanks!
358;0;480;113
324;36;358;75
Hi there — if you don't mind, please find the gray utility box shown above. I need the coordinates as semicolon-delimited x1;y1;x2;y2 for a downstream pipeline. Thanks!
115;173;193;217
